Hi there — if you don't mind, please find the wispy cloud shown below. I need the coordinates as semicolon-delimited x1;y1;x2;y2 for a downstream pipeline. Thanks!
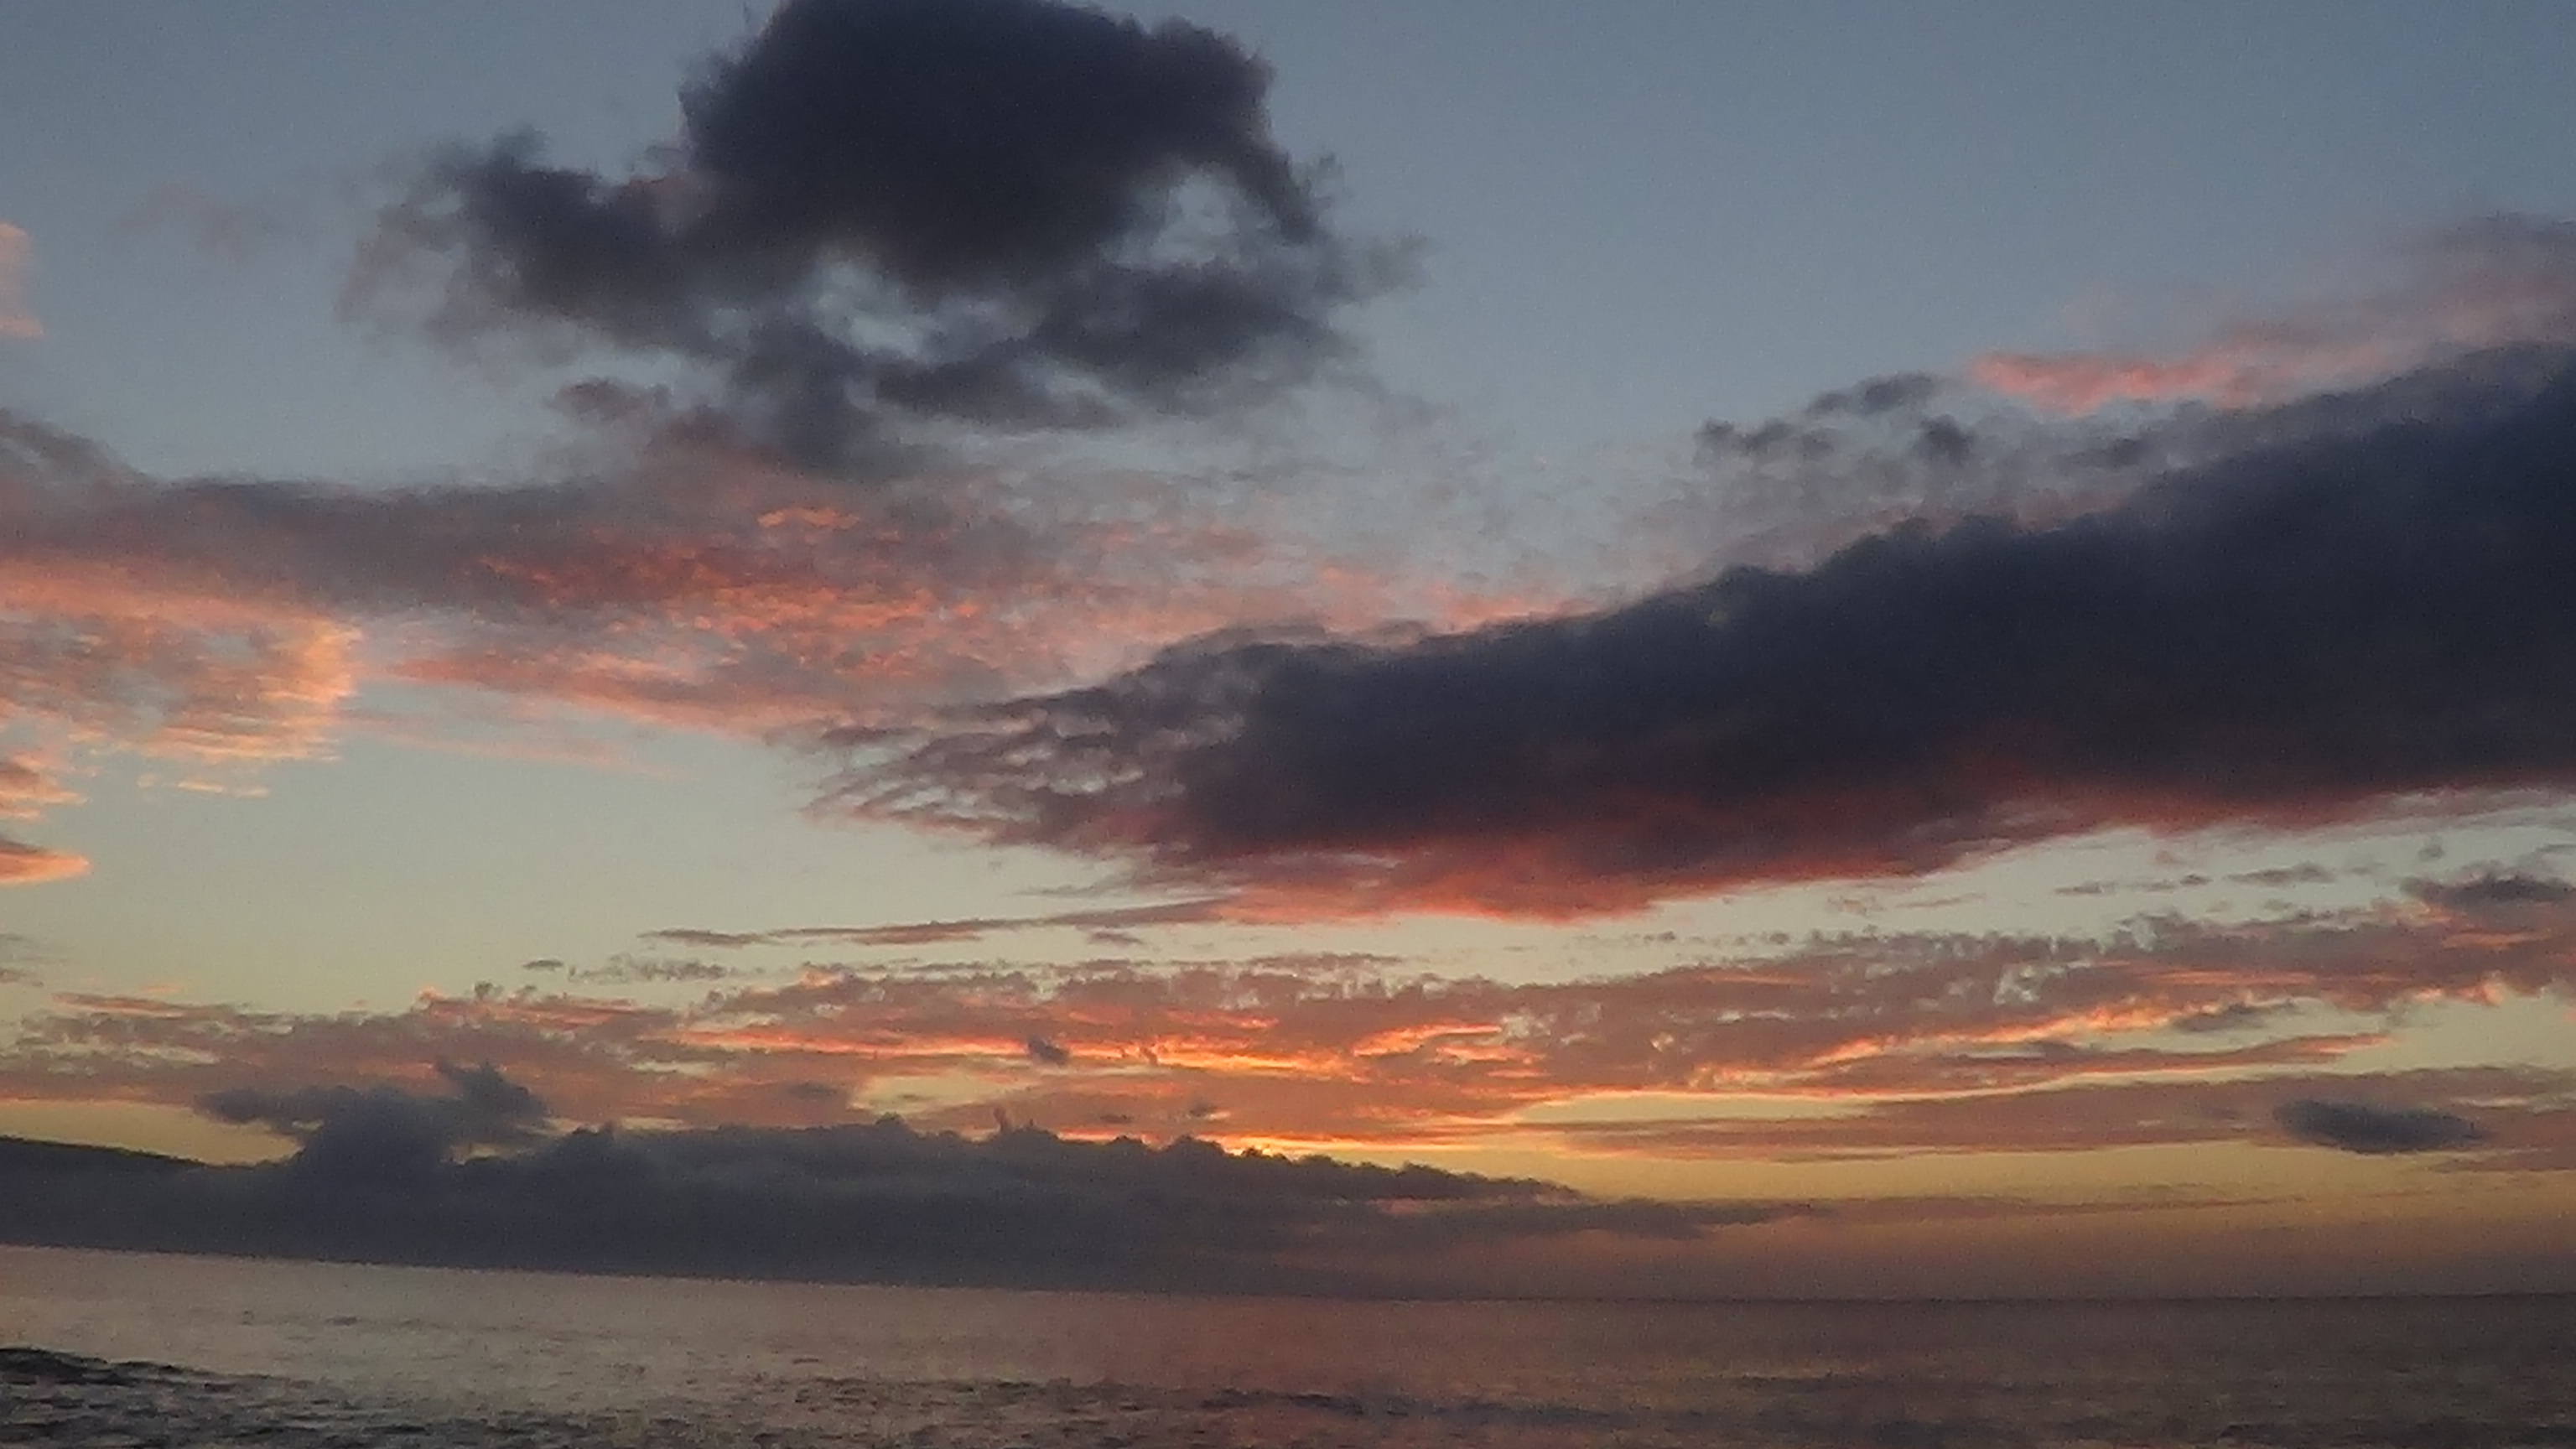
0;223;39;340
0;402;1545;876
1971;216;2576;413
643;898;1238;949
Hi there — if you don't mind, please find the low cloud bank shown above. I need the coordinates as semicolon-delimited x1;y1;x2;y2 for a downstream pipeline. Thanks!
0;1068;1782;1294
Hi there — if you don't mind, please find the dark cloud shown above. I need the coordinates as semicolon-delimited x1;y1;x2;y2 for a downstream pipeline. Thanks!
2407;871;2576;911
558;954;742;984
641;928;765;950
2230;863;2336;888
199;1061;550;1184
0;1110;1788;1294
2168;1001;2292;1035
836;350;2576;917
1023;1035;1072;1067
2273;1098;2489;1156
365;0;1394;470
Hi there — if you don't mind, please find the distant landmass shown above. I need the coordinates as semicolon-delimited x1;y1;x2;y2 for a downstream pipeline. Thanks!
0;1135;194;1178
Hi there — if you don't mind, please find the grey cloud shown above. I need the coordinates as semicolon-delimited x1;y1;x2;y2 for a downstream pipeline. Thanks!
366;0;1394;470
2168;1001;2291;1035
567;954;741;985
1801;373;1947;418
2230;864;2336;888
2273;1098;2488;1155
2407;871;2576;911
641;929;766;950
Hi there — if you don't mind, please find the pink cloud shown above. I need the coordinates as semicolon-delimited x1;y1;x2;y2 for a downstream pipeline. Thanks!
1971;216;2576;413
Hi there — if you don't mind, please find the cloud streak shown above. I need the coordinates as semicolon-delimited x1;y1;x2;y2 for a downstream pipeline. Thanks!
1971;216;2576;413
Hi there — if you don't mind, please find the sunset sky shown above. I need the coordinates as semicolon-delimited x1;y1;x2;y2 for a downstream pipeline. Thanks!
4;0;2576;1297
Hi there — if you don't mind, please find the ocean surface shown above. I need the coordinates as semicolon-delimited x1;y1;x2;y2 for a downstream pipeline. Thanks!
3;1245;2571;1448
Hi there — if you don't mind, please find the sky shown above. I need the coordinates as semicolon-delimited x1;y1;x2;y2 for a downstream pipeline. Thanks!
3;0;2576;1299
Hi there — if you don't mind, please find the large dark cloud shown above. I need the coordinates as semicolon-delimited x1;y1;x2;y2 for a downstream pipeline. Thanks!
366;0;1392;470
835;349;2576;916
2273;1098;2489;1156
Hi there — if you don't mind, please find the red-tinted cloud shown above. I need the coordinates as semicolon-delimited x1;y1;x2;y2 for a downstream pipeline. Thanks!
0;403;1547;879
1971;216;2576;413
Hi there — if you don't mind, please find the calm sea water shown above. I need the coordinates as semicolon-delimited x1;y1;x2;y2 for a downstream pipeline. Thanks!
3;1244;2570;1448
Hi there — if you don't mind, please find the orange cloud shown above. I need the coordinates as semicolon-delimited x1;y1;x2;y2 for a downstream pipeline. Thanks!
0;835;86;886
13;879;2571;1154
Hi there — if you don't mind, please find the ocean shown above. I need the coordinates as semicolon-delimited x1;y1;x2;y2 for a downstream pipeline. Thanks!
3;1244;2569;1448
